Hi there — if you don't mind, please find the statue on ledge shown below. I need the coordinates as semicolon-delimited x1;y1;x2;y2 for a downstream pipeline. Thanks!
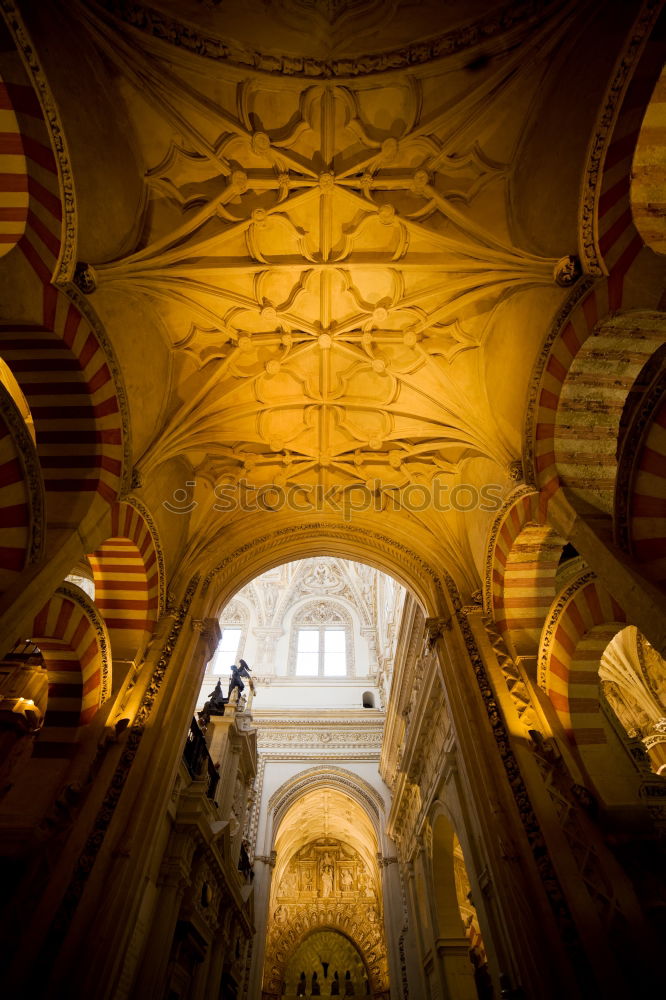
228;658;253;702
199;679;228;726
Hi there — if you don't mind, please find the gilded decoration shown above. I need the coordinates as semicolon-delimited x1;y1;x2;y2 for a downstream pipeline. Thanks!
264;837;388;995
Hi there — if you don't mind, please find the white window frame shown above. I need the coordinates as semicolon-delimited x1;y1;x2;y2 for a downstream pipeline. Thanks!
288;600;354;677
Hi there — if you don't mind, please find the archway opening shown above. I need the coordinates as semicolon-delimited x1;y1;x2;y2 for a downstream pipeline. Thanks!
264;782;388;1000
285;929;367;997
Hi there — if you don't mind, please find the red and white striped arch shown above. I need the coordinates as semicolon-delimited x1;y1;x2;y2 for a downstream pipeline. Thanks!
580;1;664;289
88;500;164;661
0;288;126;522
538;569;627;746
0;38;62;277
529;287;665;519
0;14;128;523
486;488;565;658
32;582;111;759
618;392;666;589
0;380;44;597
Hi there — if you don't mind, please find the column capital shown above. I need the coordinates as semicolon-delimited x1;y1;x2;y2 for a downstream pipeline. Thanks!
254;850;277;867
424;616;452;650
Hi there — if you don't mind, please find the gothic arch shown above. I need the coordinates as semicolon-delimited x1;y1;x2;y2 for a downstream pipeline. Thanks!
264;768;389;1000
268;766;384;843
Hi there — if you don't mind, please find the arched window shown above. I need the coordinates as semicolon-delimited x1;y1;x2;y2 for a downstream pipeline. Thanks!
289;601;354;677
211;600;247;675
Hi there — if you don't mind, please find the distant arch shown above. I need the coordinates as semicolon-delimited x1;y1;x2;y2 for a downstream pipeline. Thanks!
32;582;111;759
88;499;164;661
539;569;627;745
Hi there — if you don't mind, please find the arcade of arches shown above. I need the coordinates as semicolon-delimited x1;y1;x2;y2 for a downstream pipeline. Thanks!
0;1;665;998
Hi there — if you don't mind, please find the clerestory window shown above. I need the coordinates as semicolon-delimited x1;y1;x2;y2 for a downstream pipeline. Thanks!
289;600;353;677
213;626;242;674
295;626;347;676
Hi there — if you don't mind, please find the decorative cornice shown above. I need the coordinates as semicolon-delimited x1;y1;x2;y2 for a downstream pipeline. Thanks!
253;716;384;728
0;0;77;283
96;0;556;79
578;0;663;276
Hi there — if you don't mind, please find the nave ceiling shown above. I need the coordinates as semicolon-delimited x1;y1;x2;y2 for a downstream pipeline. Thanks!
9;0;618;594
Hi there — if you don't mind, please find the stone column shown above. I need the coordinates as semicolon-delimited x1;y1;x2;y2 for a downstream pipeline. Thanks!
131;853;191;1000
44;594;221;1000
429;606;580;1000
378;851;416;1000
400;858;428;999
247;850;276;999
202;926;227;1000
464;607;654;998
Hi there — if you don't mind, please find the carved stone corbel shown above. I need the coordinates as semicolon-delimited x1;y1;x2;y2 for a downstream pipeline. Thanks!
424;616;452;651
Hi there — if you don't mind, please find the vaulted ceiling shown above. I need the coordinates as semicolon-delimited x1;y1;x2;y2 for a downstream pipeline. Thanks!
30;0;604;593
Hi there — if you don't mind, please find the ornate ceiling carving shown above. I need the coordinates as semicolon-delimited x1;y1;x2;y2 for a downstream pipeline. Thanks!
80;1;573;497
264;836;388;995
90;0;551;75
